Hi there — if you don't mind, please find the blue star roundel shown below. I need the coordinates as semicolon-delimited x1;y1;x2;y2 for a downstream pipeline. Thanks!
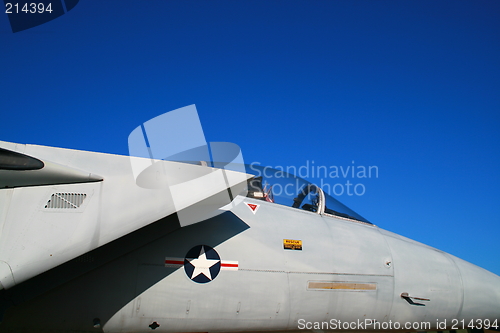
183;245;221;283
165;245;238;283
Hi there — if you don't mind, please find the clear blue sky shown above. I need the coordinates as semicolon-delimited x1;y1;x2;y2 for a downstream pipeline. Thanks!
1;1;499;275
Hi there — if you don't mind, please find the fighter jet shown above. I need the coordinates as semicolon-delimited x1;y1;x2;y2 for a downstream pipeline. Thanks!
0;108;499;332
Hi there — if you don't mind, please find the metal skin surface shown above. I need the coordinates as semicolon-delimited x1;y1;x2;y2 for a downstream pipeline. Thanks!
0;141;250;290
0;142;499;332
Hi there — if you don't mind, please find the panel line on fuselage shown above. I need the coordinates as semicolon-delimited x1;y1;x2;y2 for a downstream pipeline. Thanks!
237;268;393;277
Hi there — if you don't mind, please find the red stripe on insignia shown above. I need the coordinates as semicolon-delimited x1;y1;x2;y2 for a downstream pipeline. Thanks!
221;263;238;268
165;260;184;265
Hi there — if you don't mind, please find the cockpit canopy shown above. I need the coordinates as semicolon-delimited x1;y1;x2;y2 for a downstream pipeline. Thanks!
245;165;371;224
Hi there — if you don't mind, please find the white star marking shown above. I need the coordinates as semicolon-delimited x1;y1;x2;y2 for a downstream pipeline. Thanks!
187;246;220;280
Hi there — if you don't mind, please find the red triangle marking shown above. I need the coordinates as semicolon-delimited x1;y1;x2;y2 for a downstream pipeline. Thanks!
247;203;258;211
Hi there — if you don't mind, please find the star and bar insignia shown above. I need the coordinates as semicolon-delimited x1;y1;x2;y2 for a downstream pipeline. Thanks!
165;245;238;283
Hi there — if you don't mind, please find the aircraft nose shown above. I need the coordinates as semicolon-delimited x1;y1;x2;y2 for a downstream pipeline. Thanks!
451;255;500;321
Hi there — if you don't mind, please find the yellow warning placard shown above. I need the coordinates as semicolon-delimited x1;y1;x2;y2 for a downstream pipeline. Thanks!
283;239;302;250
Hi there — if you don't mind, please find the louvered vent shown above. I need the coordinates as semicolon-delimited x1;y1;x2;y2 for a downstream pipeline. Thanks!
45;193;87;209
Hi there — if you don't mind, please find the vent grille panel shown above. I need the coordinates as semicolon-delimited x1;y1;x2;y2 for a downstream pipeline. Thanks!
45;193;87;209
